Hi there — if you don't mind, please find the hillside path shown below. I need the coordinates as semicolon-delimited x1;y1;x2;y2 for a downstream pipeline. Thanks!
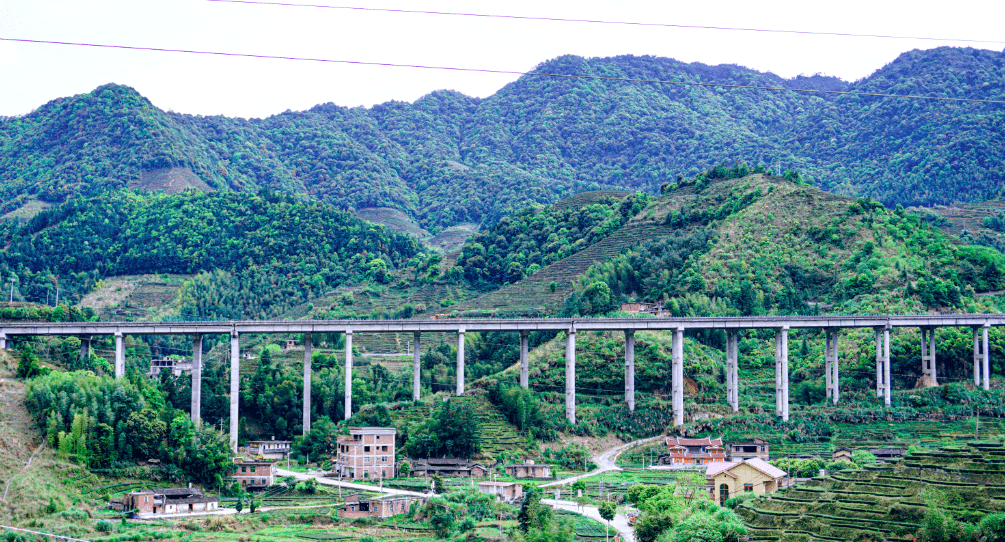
540;435;664;488
542;499;635;542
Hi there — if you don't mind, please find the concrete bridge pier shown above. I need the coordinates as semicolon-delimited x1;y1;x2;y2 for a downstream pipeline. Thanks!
520;330;530;389
983;325;991;391
114;332;125;379
921;327;938;385
825;329;839;404
345;330;353;420
457;329;466;396
883;328;892;406
874;328;885;398
303;332;312;435
565;327;576;424
775;327;789;421
191;334;203;427
0;331;6;349
672;327;684;426
726;331;739;412
974;327;983;387
229;331;240;451
625;330;635;412
413;332;422;401
79;337;91;361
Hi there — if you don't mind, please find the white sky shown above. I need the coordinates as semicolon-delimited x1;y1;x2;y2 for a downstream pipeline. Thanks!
0;0;1002;119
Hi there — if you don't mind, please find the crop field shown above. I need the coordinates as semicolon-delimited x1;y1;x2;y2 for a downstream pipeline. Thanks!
554;509;612;540
738;442;1005;541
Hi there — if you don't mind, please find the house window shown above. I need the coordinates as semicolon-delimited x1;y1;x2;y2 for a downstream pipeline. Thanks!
744;483;754;492
760;446;765;452
719;484;729;505
250;466;256;473
365;446;371;452
365;457;371;463
241;466;247;472
381;456;388;462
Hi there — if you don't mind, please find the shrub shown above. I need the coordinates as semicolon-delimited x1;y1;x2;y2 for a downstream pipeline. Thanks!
96;521;113;533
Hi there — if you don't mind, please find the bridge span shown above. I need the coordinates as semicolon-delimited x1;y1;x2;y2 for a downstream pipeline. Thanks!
0;314;998;450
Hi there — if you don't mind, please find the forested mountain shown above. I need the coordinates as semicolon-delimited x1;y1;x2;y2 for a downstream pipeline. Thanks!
0;190;422;317
2;47;1004;230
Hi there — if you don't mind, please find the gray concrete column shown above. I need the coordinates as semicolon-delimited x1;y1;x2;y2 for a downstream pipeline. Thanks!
984;325;991;391
825;329;839;404
727;331;739;412
565;327;576;424
456;329;466;396
303;332;312;435
672;328;684;426
875;329;884;398
191;334;203;427
520;330;530;390
413;331;422;401
229;331;240;451
774;331;782;417
625;330;635;412
345;330;353;420
778;328;789;421
114;332;125;379
974;327;982;387
0;332;6;350
884;328;891;406
930;328;938;385
921;328;930;380
80;337;91;362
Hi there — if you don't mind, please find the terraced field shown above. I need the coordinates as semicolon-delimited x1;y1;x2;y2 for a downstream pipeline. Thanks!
448;222;679;316
739;442;1005;541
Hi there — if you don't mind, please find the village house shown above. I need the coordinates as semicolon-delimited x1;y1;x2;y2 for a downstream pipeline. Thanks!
660;436;727;466
868;448;906;461
408;458;489;478
123;488;219;516
247;439;292;460
727;438;770;461
832;447;853;462
334;427;396;480
147;358;193;378
505;460;552;479
231;459;277;490
620;302;669;317
705;458;788;505
478;481;523;503
337;494;425;519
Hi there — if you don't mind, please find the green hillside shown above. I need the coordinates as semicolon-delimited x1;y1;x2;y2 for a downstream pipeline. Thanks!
2;48;1004;229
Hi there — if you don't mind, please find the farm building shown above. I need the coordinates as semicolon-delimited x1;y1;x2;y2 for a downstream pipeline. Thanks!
147;358;192;378
478;481;523;503
505;461;551;479
832;447;853;462
337;494;425;519
124;488;218;516
247;439;292;460
727;438;770;461
408;458;489;478
334;427;397;480
869;448;906;461
705;458;788;504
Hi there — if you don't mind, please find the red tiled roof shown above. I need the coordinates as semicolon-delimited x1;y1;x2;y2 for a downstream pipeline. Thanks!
666;436;723;447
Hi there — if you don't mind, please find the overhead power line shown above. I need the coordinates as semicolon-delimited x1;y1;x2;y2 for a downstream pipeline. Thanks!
205;0;1005;45
2;36;1003;104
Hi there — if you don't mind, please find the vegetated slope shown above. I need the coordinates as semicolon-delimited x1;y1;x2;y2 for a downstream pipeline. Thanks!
0;189;422;316
737;443;1005;541
2;47;1004;227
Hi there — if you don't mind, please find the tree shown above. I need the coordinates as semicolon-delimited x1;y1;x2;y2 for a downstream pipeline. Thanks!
432;475;445;495
518;485;553;532
235;495;244;514
398;461;411;478
598;501;617;542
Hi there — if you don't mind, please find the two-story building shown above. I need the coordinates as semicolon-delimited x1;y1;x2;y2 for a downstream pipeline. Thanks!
231;459;277;490
124;488;219;516
334;427;397;480
407;458;489;478
505;461;552;479
478;481;523;503
247;439;292;460
727;438;770;462
147;358;193;378
660;436;727;466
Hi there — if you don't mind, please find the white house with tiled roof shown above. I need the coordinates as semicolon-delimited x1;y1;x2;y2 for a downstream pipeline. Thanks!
661;436;727;466
705;458;788;504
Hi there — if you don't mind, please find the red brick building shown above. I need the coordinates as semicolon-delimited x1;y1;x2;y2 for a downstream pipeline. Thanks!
231;460;277;490
334;427;396;480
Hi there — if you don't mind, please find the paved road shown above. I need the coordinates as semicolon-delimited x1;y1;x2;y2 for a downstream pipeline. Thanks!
541;435;664;488
277;468;429;497
543;499;635;542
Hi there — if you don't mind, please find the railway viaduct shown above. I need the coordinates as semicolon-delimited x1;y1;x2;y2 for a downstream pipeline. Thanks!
0;314;997;451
